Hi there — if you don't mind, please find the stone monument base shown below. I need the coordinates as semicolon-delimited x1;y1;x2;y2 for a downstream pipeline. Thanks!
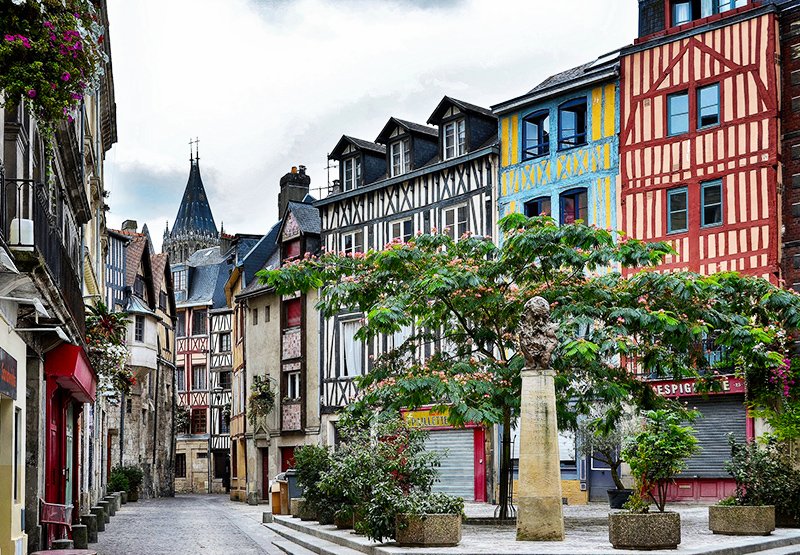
516;496;565;541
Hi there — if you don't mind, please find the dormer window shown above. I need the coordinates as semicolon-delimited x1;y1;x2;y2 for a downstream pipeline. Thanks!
443;119;466;160
670;0;747;26
342;156;361;191
390;138;411;177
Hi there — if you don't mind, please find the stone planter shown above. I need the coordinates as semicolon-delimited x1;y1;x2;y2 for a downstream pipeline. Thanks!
709;505;775;535
298;501;317;521
120;491;128;504
334;511;354;530
395;514;462;547
317;509;334;525
607;489;633;509
608;511;681;550
290;498;305;518
128;488;139;502
777;509;800;528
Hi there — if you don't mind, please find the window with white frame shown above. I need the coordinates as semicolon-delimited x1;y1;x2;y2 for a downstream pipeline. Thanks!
443;119;466;160
390;138;411;177
287;371;301;400
342;230;364;255
173;270;186;292
342;156;361;191
443;205;469;241
390;218;413;242
340;319;363;377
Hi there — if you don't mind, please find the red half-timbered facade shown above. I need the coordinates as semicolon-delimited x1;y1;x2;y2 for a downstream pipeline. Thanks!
620;1;781;501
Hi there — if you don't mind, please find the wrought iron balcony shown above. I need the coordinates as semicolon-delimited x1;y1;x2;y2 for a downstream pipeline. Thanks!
1;174;85;336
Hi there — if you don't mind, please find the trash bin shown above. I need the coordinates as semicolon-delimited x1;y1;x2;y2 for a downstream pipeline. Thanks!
285;469;303;500
271;480;283;515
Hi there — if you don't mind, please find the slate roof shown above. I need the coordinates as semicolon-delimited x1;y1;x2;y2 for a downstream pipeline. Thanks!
240;222;281;288
287;201;321;235
427;96;496;124
376;117;438;144
330;135;387;159
171;160;218;238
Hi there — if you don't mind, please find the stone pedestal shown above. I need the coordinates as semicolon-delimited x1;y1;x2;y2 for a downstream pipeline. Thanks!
103;496;116;516
90;506;105;532
81;513;98;542
516;367;565;541
97;501;110;523
72;524;89;548
52;538;74;549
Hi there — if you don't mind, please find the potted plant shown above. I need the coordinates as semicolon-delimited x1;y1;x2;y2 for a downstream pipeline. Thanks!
395;491;465;547
293;444;331;523
107;468;129;499
334;506;355;529
577;409;637;508
608;409;699;551
709;435;799;533
116;464;144;502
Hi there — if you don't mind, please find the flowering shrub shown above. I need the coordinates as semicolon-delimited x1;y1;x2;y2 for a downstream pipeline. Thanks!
86;302;131;395
0;0;107;130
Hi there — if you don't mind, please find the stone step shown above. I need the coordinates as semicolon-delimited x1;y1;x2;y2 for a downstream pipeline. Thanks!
749;546;800;555
267;520;366;555
272;538;317;555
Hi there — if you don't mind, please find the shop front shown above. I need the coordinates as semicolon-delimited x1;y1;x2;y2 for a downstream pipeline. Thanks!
651;376;748;502
403;408;486;502
44;344;96;508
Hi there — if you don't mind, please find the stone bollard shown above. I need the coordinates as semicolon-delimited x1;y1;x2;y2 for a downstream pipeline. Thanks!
52;538;73;549
97;501;110;523
71;524;89;549
81;513;98;543
120;491;128;504
103;496;117;516
113;492;122;509
91;506;106;532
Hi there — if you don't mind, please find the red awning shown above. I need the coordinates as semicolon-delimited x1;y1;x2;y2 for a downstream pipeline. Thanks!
45;344;96;403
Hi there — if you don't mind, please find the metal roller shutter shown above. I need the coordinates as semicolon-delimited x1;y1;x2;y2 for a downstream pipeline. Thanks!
425;429;475;500
679;396;746;478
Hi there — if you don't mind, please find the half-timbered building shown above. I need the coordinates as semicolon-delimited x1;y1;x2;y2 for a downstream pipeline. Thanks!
620;0;782;502
492;51;621;504
317;97;498;502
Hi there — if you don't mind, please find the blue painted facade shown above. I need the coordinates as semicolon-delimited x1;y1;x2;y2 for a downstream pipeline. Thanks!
493;57;621;232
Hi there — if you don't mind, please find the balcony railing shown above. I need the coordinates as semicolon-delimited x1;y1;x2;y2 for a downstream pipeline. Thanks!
2;176;85;336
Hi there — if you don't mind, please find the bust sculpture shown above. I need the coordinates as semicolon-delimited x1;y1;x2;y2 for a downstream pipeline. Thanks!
517;296;558;370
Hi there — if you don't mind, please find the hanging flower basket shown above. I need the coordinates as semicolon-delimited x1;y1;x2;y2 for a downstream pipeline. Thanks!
248;376;275;425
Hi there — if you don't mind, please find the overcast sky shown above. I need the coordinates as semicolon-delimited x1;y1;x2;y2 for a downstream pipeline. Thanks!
104;0;637;251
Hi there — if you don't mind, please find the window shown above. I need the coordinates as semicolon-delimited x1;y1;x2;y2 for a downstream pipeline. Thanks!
342;156;361;191
173;270;186;291
667;91;689;136
671;0;747;25
175;453;186;478
698;83;720;128
192;309;207;335
192;365;206;391
342;230;364;255
559;188;588;225
190;409;207;434
252;307;258;326
213;453;228;479
165;328;171;352
443;205;468;241
220;414;230;434
443;119;466;160
287;371;301;400
558;98;587;149
176;312;185;338
177;368;185;391
159;291;167;310
340;319;363;377
702;180;723;227
133;275;145;298
134;315;144;342
219;332;231;352
390;138;411;177
219;370;232;390
390;218;413;242
284;239;301;260
524;196;552;217
264;305;271;323
523;110;550;158
285;298;302;328
672;0;692;24
667;187;689;233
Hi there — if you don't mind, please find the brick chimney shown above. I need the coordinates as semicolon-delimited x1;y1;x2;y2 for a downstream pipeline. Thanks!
278;165;311;217
122;219;138;232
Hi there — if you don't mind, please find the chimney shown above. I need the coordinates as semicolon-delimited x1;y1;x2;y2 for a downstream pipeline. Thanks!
278;165;311;217
122;219;138;232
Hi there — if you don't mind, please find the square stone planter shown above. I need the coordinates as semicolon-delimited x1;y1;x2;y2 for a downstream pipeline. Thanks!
334;511;354;529
709;505;775;535
290;497;304;518
608;511;681;550
395;514;462;547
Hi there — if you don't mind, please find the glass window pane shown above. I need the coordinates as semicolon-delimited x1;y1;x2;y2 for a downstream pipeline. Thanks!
668;189;688;232
668;93;689;135
702;182;723;226
700;0;714;17
698;84;720;128
673;1;692;24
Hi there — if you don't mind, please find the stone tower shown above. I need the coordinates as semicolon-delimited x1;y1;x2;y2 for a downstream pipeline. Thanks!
162;154;220;264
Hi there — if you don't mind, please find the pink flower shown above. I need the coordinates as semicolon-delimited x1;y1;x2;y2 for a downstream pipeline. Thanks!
71;93;83;101
4;35;15;42
27;89;36;98
61;72;70;81
43;21;54;29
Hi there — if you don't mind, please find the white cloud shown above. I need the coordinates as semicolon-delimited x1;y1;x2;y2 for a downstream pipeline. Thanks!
105;0;637;250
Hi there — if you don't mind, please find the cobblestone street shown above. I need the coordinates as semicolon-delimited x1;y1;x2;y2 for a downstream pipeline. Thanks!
94;495;280;555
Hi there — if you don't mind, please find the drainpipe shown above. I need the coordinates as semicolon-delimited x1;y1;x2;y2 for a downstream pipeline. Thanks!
153;332;161;493
119;390;125;467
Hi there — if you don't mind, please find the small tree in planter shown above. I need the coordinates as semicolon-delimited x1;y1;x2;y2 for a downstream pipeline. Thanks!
709;435;800;533
112;465;144;502
608;409;699;550
293;445;333;523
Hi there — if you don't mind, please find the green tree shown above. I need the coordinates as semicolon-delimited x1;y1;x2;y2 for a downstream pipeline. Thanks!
259;215;800;516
